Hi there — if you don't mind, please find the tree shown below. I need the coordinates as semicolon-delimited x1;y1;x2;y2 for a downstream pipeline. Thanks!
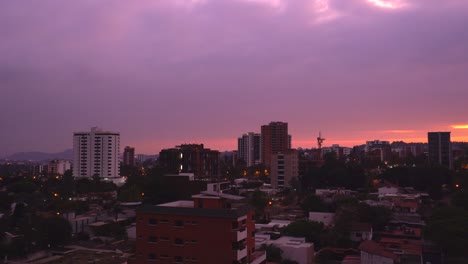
260;244;283;262
281;220;325;247
300;194;328;212
451;190;468;211
249;190;269;220
357;204;392;231
425;206;468;257
38;216;72;247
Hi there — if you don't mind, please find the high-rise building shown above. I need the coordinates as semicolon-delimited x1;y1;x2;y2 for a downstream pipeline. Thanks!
261;122;289;168
238;132;261;167
428;132;452;169
365;140;392;162
123;146;135;167
322;144;352;160
48;159;71;175
130;189;266;264
73;127;120;178
159;144;220;179
270;149;299;188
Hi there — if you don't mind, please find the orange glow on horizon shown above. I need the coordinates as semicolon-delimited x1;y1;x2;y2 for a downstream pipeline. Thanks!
452;124;468;129
127;130;468;153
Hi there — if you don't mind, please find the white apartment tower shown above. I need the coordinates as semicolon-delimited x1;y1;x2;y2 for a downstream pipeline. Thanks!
238;132;261;167
73;127;120;178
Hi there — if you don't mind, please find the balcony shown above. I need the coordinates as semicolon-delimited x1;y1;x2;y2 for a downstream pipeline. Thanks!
250;251;266;264
237;227;247;241
236;247;247;260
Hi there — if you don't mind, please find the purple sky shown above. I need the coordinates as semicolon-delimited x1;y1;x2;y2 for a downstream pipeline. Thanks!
1;0;468;156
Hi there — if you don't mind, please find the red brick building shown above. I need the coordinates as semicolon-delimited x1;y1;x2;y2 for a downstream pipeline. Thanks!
261;122;290;168
130;192;266;264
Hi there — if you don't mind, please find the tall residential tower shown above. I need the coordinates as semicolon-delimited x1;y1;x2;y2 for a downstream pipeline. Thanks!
428;132;452;169
261;122;290;168
73;127;120;178
238;132;261;167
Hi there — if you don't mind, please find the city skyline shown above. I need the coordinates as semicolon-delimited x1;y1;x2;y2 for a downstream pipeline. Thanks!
1;0;468;155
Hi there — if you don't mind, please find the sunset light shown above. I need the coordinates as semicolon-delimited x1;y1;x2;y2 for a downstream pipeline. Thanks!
452;124;468;129
367;0;407;9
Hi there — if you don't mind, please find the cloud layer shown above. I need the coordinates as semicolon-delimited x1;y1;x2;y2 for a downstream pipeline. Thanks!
1;0;468;154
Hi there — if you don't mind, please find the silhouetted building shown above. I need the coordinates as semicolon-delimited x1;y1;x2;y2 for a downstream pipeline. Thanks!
428;132;452;169
322;144;352;160
271;149;298;188
159;144;220;179
238;132;261;167
365;140;391;162
73;127;120;178
132;192;266;264
123;146;135;167
261;122;289;168
391;142;426;159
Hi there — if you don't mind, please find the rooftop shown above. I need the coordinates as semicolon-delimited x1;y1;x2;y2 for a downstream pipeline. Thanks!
138;203;252;219
359;240;398;260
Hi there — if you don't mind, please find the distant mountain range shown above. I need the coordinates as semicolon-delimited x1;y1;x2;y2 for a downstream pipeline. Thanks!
4;149;73;161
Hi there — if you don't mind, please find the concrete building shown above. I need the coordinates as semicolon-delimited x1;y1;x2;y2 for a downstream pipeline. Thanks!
48;159;71;175
238;132;261;167
261;122;289;168
428;132;452;169
123;146;135;167
73;127;120;178
270;149;298;188
308;212;335;227
255;234;314;264
365;140;392;162
159;144;220;179
131;192;266;264
322;144;352;159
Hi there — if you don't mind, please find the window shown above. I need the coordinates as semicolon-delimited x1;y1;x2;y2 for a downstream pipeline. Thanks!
147;253;156;260
148;236;157;243
148;218;157;225
160;219;169;224
160;237;169;241
232;221;239;230
174;220;184;227
160;254;169;258
174;256;183;263
174;238;184;245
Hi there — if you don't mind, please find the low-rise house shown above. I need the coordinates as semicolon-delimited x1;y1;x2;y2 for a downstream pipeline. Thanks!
359;240;398;264
309;212;335;227
378;187;399;195
392;200;419;213
349;223;373;242
255;234;314;264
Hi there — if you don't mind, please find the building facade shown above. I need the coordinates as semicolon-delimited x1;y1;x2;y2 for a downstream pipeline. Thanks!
238;132;261;167
123;146;135;167
48;159;71;175
132;193;266;264
428;132;452;169
261;122;289;168
270;149;298;188
73;127;120;178
365;140;392;162
322;144;352;160
159;144;220;179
